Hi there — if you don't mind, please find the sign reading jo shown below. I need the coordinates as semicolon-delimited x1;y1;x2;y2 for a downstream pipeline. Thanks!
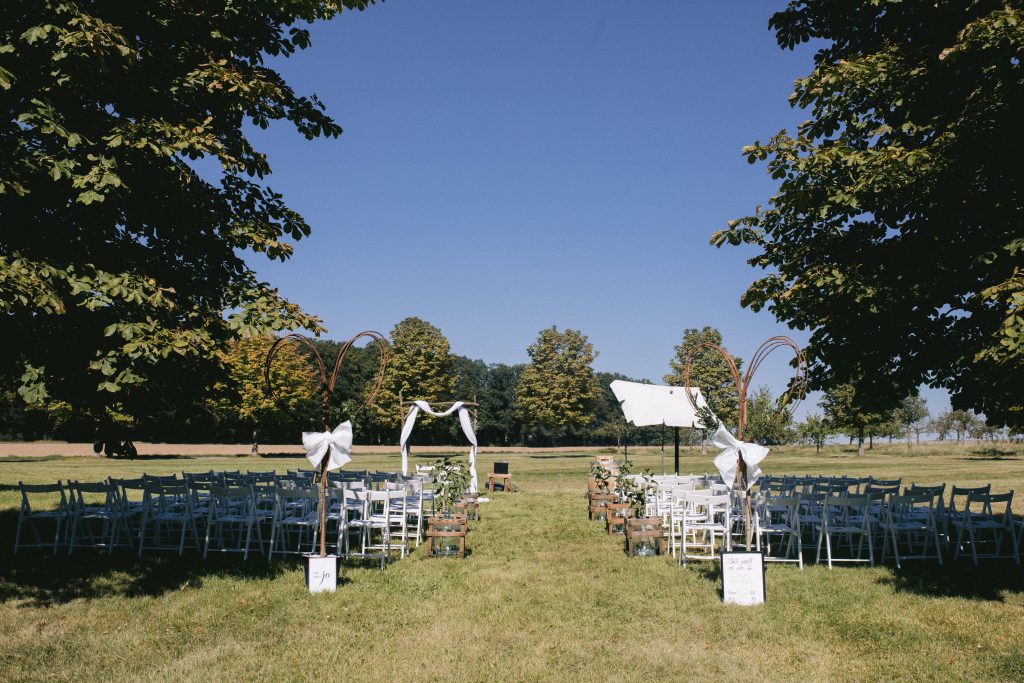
306;555;337;594
721;551;765;606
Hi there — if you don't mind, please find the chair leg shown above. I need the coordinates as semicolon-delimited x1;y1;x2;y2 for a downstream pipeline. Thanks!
13;513;23;555
68;517;78;556
53;514;64;554
203;520;213;559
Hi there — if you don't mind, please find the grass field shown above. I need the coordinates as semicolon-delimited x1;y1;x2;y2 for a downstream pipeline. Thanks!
1;443;1022;682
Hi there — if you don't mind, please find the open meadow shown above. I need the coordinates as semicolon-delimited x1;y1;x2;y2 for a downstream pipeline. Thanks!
1;443;1022;682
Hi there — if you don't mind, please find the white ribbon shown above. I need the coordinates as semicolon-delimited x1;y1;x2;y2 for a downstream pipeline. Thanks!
400;400;479;493
711;425;769;490
301;421;353;471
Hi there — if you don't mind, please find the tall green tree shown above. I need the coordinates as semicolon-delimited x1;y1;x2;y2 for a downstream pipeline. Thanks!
897;395;930;447
949;409;981;444
744;385;793;446
712;2;1024;428
0;1;375;432
929;411;954;441
207;335;318;443
366;317;455;442
820;383;882;456
798;413;831;454
664;326;743;432
477;363;523;447
515;326;600;444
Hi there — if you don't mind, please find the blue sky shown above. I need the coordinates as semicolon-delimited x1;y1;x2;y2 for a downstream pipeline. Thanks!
250;1;949;419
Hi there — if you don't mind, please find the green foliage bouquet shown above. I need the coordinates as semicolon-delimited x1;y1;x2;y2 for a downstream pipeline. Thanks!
432;457;471;514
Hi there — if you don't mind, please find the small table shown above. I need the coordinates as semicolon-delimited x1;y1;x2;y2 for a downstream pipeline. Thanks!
487;473;512;493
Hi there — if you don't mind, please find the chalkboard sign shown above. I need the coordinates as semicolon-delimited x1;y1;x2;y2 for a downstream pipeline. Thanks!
721;551;765;605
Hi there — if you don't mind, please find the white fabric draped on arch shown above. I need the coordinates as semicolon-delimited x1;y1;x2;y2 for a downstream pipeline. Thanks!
399;400;479;492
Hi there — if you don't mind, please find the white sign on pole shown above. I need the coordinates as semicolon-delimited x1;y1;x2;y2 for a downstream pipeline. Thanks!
721;551;765;605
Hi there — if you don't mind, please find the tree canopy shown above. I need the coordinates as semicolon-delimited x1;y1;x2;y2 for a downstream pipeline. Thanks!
0;1;374;429
366;317;456;440
664;326;743;431
820;383;883;456
207;335;318;442
515;326;600;441
713;1;1024;427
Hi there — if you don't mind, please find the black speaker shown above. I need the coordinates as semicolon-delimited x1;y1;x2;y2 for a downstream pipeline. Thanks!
494;460;509;475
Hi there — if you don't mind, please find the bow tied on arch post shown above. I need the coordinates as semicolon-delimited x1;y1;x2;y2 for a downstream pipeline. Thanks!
302;420;353;472
265;331;389;558
683;336;807;548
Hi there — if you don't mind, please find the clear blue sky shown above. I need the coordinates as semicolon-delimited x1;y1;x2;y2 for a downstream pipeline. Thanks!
250;0;948;418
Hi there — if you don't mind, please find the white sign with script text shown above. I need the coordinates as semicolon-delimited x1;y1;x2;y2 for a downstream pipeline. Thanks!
721;551;765;606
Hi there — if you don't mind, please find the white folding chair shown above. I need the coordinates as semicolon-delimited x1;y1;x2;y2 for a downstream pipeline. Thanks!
880;493;943;568
269;487;319;559
754;495;803;569
14;481;69;554
67;480;133;554
138;481;200;556
347;490;390;568
204;485;264;560
815;495;874;569
680;492;731;566
953;491;1019;565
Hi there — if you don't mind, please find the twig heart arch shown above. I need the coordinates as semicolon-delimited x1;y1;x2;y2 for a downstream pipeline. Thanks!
681;335;807;441
264;330;389;432
263;330;389;558
681;335;807;549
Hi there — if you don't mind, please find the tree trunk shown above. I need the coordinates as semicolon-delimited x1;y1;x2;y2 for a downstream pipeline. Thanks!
857;427;865;457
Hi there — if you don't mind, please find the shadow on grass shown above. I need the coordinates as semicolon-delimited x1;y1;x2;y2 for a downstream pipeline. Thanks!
526;453;595;460
0;548;302;608
0;510;373;607
960;450;1021;461
877;560;1024;601
683;549;1022;602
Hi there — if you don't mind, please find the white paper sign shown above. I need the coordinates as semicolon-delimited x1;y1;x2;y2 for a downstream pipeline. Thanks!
306;555;337;594
721;551;765;606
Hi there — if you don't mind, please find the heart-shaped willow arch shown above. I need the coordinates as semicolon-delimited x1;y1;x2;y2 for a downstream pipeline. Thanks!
682;335;807;548
682;335;807;441
264;330;389;557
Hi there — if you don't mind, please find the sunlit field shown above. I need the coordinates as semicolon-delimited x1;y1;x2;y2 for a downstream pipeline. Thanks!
1;443;1022;682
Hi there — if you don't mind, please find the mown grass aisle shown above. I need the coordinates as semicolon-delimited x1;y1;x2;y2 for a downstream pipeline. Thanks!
1;446;1022;681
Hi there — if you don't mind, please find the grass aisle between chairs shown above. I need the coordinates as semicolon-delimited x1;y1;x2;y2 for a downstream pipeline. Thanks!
0;446;1022;681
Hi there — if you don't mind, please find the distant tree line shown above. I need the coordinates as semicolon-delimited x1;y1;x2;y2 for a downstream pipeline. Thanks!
0;317;1015;449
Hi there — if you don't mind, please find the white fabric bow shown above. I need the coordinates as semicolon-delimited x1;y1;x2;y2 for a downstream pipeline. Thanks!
400;400;479;493
301;421;353;471
711;425;769;490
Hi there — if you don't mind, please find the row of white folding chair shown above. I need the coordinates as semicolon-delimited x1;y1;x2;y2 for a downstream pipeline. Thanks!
14;476;414;563
15;479;140;555
330;479;426;549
